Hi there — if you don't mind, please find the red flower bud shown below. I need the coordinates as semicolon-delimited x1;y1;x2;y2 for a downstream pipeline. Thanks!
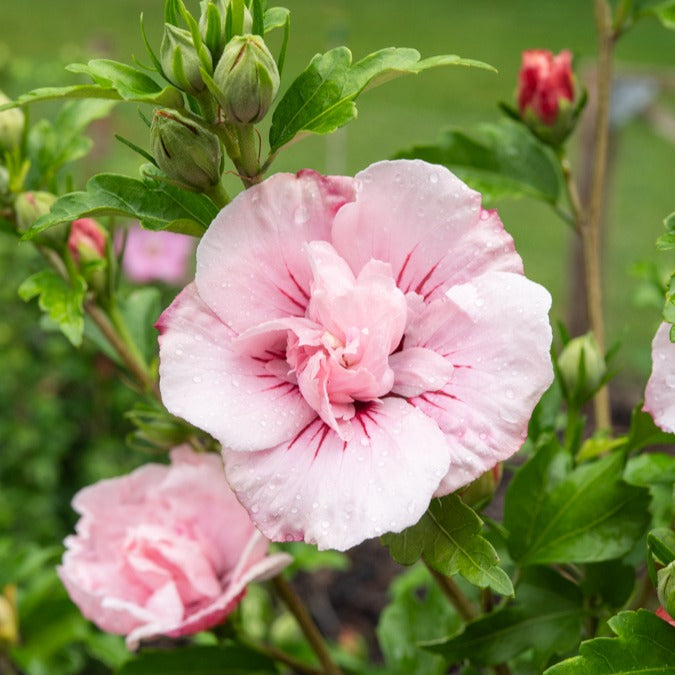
656;606;675;627
68;218;107;265
518;49;574;126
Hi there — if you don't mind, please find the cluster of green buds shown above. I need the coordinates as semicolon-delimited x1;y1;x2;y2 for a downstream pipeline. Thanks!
159;0;279;126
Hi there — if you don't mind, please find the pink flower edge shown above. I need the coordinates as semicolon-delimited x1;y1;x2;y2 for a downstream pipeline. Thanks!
643;322;675;434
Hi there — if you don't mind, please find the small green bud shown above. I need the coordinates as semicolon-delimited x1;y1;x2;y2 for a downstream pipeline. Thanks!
213;34;280;125
557;332;607;403
0;91;25;153
67;218;110;297
0;585;18;647
160;24;211;95
199;0;253;61
14;191;65;247
151;109;222;192
0;166;10;196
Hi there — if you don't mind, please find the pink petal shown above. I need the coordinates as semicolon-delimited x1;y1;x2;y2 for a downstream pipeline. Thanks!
196;170;356;333
644;322;675;433
157;284;316;451
332;160;523;303
404;271;553;494
223;397;450;551
389;347;454;398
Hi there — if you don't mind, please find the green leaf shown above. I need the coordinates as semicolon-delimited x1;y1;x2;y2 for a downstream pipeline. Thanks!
649;528;675;566
67;59;184;106
27;99;117;185
269;46;493;152
634;0;675;28
544;610;675;674
505;441;650;565
18;269;87;346
120;287;162;365
382;494;513;596
426;567;584;668
624;405;675;454
625;453;675;486
582;560;636;609
23;172;217;238
396;119;562;206
377;564;462;675
264;6;290;33
116;644;275;674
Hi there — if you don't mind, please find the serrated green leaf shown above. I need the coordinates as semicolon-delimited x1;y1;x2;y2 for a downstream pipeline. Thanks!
426;567;583;668
18;269;86;346
396;119;562;206
382;494;513;596
377;564;462;675
6;85;122;108
269;46;493;152
505;441;650;565
23;172;217;238
544;610;675;674
116;644;275;674
582;560;636;609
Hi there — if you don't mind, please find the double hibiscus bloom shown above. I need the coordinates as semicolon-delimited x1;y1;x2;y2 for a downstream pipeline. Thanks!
158;159;554;551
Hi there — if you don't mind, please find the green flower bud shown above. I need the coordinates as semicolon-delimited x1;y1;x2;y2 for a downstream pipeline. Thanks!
0;166;10;197
199;0;253;61
557;333;607;403
0;91;25;153
15;191;65;247
213;34;280;125
151;109;222;192
657;561;675;620
160;24;211;95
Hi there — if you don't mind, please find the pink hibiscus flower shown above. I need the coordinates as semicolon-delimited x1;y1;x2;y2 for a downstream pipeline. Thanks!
157;160;554;551
644;322;675;433
58;447;290;649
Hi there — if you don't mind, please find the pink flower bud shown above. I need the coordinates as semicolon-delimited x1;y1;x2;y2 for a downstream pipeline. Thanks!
68;218;107;265
518;49;574;126
656;606;675;627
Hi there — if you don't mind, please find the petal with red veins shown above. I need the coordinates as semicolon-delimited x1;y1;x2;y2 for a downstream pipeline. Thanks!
223;397;450;551
332;160;523;302
157;284;316;451
196;171;356;333
403;271;553;494
644;322;675;433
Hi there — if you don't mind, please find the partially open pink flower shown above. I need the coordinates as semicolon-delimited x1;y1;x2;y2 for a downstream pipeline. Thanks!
68;218;107;264
518;49;574;126
644;322;675;433
121;224;194;284
158;160;553;550
58;447;290;649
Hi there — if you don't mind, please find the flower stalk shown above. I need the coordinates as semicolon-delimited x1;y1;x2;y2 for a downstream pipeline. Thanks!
271;574;342;675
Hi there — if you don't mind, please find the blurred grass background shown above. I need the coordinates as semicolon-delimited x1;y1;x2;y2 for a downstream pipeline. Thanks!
0;0;672;530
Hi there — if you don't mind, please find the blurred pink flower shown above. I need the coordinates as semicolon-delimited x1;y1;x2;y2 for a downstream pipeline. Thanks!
58;447;290;649
644;322;675;433
518;49;574;125
157;160;554;551
121;225;194;284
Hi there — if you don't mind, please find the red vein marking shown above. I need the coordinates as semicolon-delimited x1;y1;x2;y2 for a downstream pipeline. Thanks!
313;424;331;460
260;381;294;394
286;266;310;302
274;284;306;312
414;261;441;296
423;279;445;301
396;247;417;287
287;418;320;451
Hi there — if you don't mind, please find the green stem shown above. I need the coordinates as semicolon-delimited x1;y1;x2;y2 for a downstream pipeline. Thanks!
271;575;342;675
235;124;262;187
88;300;160;400
205;180;231;209
580;0;614;432
564;405;582;453
425;563;476;622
